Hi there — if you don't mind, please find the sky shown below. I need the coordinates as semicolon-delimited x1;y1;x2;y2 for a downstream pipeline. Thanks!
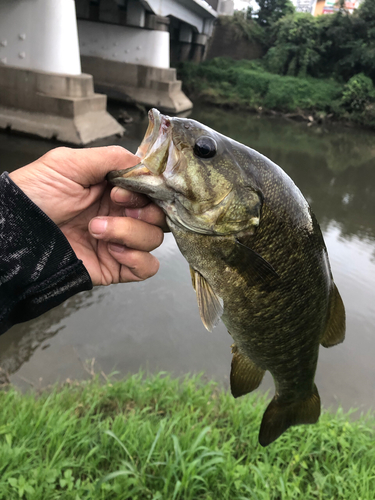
233;0;260;12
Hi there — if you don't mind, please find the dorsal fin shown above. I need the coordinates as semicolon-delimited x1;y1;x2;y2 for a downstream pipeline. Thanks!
320;284;346;348
190;267;223;332
230;343;265;398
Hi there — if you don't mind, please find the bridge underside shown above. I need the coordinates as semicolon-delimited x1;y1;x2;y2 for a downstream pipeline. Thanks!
75;0;216;114
0;0;216;144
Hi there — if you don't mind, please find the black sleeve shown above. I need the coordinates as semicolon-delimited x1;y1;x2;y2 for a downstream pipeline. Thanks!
0;172;93;335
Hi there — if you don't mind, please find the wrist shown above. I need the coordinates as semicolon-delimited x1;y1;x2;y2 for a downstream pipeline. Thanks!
9;167;42;211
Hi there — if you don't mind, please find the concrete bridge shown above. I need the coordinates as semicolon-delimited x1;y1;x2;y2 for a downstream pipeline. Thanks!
0;0;219;144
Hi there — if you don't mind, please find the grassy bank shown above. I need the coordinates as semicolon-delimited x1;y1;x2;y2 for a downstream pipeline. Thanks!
0;372;374;500
177;58;375;129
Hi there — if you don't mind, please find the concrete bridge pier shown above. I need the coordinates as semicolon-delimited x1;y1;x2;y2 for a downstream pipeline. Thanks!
76;1;193;114
76;0;217;114
0;0;123;144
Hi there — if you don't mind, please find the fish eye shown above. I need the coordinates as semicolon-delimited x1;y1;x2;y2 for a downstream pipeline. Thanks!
194;136;217;159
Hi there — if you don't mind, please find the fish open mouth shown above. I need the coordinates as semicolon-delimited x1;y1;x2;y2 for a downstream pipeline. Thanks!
136;108;162;160
134;108;171;161
106;108;172;194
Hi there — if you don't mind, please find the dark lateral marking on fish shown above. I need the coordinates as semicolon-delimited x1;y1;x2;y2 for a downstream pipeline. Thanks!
259;385;321;447
230;343;265;398
235;239;279;283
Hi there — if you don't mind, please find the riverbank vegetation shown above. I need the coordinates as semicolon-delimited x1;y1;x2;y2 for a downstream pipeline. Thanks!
178;58;345;119
0;372;374;499
177;0;375;128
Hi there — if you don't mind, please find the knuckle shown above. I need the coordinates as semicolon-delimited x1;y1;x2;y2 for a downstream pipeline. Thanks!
45;146;71;162
107;217;163;250
127;251;159;279
108;216;132;239
154;228;164;247
123;249;140;268
146;225;164;249
140;256;159;278
106;145;124;155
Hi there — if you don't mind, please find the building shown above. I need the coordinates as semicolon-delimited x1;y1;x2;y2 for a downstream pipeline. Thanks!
293;0;362;15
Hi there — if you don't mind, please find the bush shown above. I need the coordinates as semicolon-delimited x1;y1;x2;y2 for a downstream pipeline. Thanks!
235;69;271;97
178;59;343;113
340;73;375;111
263;75;342;111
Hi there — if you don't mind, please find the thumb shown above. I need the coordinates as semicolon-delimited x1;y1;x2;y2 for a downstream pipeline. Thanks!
42;146;140;186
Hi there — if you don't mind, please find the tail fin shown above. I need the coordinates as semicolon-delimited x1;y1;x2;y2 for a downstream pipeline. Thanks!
258;386;321;447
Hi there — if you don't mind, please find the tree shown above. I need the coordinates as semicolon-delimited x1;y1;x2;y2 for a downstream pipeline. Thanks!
255;0;295;27
357;0;375;27
264;13;322;76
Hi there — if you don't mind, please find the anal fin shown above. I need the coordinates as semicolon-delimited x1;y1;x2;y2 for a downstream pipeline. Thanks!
189;265;196;290
259;385;321;447
321;284;346;348
230;344;265;398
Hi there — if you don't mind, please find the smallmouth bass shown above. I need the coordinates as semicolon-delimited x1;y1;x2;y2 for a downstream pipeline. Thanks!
108;109;346;446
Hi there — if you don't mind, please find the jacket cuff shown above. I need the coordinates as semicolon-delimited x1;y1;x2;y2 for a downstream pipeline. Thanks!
0;172;93;334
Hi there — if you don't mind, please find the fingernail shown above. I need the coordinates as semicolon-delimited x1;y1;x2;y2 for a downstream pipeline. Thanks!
125;208;141;219
90;218;108;235
108;243;125;253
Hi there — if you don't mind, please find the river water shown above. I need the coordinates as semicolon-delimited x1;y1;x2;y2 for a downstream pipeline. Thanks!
1;105;375;414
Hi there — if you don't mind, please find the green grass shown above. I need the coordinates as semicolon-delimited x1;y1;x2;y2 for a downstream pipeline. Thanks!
0;372;374;499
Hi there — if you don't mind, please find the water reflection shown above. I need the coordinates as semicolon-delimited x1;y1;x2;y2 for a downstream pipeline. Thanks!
192;106;375;244
0;106;375;412
192;106;375;174
0;290;99;385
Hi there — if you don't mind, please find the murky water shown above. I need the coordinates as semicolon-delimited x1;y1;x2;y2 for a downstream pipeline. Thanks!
1;106;375;413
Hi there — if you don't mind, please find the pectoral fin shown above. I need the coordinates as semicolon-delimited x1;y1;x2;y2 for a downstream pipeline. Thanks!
233;239;279;285
321;284;346;348
230;344;265;398
259;385;321;447
191;268;223;332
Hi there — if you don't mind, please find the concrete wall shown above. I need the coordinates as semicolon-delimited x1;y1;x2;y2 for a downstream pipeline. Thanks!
0;0;81;74
78;20;170;69
205;22;265;61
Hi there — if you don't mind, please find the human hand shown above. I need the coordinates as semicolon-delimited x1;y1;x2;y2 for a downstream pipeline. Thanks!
9;146;166;286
